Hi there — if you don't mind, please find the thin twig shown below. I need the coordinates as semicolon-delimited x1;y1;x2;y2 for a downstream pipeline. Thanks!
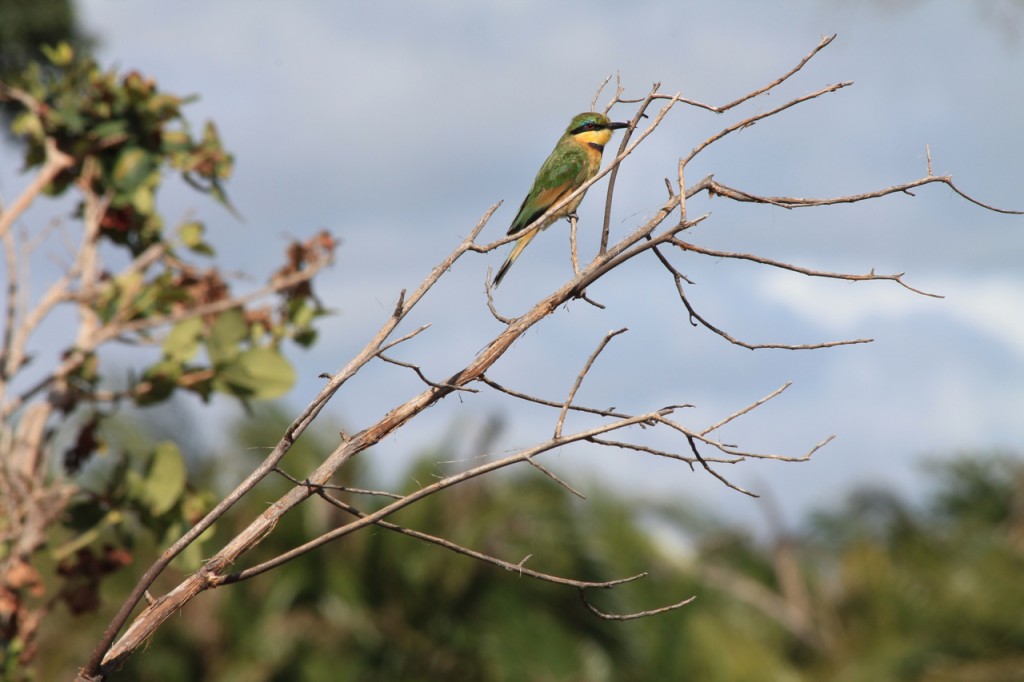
569;214;580;276
601;84;667;254
685;434;759;498
672;239;942;298
377;353;479;392
700;383;792;436
617;34;839;115
525;457;586;499
683;81;852;168
273;467;403;500
590;74;613;112
580;589;696;620
703;174;1020;214
480;375;636;421
555;328;628;438
668;275;872;350
484;271;514;325
376;324;432;354
301;484;643;589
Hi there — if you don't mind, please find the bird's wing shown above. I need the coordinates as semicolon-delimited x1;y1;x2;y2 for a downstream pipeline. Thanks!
507;146;590;236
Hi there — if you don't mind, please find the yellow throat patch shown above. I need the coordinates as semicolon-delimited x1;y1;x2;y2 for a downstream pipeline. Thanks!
572;128;614;149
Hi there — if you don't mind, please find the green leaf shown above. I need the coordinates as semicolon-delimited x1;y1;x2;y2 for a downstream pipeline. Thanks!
62;499;110;533
163;317;203;361
293;328;318;348
51;510;124;562
290;299;316;328
112;146;154;193
178;221;212;254
141;442;187;516
206;308;247;365
147;93;181;118
11;111;44;140
130;281;163;318
41;42;75;67
131;185;154;215
170;491;216;570
91;119;128;143
215;346;295;399
136;359;182;405
57;105;86;134
178;221;203;247
161;128;191;155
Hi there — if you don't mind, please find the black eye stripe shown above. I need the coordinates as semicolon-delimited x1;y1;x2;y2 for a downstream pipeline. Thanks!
571;122;603;135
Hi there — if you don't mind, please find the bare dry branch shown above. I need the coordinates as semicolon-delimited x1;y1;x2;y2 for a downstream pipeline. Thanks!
665;272;873;350
703;173;1021;214
0;138;75;242
672;239;942;298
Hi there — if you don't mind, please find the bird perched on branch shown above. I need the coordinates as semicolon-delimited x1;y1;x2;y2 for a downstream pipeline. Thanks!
492;111;629;287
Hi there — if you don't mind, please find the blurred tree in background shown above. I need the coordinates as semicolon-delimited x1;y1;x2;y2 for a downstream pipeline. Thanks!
36;403;1024;680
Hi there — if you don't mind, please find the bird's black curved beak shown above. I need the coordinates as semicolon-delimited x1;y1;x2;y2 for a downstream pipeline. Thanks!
607;121;630;130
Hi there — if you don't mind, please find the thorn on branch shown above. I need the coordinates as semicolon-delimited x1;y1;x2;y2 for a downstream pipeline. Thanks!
393;289;406;318
514;554;534;574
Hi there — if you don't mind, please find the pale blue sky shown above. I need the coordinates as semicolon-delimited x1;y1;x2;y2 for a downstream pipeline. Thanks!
4;1;1022;528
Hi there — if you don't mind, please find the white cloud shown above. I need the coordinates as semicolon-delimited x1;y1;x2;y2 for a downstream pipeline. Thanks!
757;271;1024;358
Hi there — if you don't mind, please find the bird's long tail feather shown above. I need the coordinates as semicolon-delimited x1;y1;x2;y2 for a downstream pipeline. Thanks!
492;227;540;287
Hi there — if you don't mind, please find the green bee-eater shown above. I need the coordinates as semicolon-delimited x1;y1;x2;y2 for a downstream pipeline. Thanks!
492;111;629;287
